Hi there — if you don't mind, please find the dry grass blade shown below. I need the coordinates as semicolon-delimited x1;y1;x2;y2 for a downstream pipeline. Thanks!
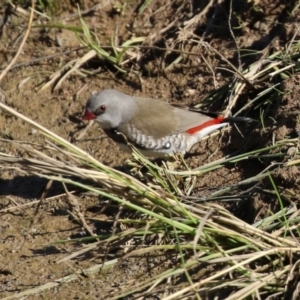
39;51;97;92
1;259;118;300
53;50;97;91
162;248;300;300
0;0;35;83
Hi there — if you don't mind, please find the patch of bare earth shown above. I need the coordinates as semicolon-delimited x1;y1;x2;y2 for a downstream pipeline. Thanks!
1;0;300;299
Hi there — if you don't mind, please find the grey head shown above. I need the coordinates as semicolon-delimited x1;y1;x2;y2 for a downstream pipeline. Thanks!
83;89;137;129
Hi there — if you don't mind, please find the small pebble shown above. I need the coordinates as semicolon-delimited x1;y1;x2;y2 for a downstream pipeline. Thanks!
30;129;38;135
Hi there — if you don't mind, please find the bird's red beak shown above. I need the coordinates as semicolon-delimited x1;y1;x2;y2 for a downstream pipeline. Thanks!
83;109;96;120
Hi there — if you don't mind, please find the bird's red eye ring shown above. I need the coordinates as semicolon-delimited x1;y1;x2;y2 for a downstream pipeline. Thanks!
95;105;106;116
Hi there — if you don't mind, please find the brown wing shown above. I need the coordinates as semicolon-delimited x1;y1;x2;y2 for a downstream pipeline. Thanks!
126;97;212;139
174;107;212;134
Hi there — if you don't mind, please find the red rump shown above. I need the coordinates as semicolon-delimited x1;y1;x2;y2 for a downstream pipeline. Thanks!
186;117;225;134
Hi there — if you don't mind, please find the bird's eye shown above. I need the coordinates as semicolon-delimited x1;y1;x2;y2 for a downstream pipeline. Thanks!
95;105;106;116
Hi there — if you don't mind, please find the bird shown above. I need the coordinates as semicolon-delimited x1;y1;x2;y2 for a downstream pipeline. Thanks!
82;89;252;157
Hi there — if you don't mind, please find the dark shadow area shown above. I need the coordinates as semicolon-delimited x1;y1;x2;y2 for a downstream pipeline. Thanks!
0;175;63;199
30;245;62;256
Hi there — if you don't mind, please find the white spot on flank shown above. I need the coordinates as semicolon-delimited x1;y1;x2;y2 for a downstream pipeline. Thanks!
164;142;171;149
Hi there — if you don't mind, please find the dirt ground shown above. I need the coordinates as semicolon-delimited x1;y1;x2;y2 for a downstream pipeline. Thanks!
1;0;300;299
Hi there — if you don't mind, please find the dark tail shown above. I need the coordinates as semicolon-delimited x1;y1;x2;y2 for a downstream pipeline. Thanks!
223;116;255;123
189;108;256;123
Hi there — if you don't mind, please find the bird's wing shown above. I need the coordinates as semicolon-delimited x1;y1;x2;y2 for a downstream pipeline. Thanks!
173;107;213;134
122;97;212;139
